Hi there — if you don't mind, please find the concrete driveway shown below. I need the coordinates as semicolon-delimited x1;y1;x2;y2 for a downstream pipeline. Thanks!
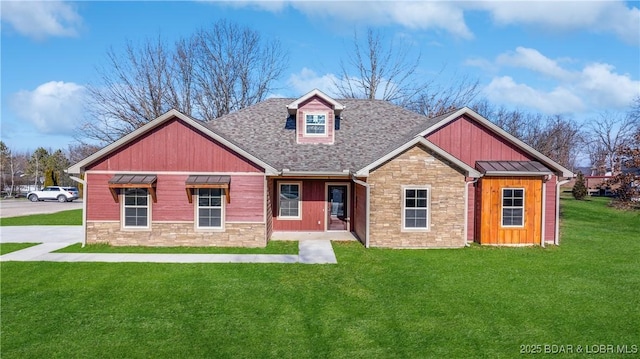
0;199;82;218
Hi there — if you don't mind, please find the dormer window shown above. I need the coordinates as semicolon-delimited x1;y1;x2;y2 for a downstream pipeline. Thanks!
305;114;327;135
287;89;345;145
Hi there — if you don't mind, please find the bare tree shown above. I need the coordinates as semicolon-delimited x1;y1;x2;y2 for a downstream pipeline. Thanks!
587;110;640;174
409;74;480;118
80;20;288;145
192;20;288;119
334;28;428;106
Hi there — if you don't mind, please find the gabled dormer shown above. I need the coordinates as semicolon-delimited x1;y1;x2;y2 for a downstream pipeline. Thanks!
287;89;344;145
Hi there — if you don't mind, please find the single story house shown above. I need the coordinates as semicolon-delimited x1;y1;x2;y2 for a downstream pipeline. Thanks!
68;89;573;248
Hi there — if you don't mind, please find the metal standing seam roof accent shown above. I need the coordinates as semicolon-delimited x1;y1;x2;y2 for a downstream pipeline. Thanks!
476;161;553;175
185;175;231;186
108;174;157;185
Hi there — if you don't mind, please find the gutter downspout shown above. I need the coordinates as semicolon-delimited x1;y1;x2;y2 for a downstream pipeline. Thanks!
69;175;87;248
555;178;571;245
352;177;370;249
464;178;479;247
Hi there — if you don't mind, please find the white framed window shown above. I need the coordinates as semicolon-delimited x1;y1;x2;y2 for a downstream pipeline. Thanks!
502;188;524;227
305;114;327;135
402;186;430;230
196;188;224;229
122;188;150;229
278;182;301;219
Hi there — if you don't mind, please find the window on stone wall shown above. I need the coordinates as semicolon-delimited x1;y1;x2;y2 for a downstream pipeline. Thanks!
403;186;430;230
502;188;524;227
197;188;224;229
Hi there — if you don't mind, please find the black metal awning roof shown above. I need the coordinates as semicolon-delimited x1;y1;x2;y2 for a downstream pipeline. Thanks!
476;161;553;176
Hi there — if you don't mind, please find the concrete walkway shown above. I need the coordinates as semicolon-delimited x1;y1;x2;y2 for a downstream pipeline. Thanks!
0;226;337;264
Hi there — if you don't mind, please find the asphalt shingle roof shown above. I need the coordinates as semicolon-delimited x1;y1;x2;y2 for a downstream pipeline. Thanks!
205;98;448;173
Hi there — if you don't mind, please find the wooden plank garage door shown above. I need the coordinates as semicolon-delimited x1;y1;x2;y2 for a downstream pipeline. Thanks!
478;176;543;245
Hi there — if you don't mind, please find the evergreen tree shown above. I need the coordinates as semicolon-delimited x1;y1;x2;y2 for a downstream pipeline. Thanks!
572;171;588;200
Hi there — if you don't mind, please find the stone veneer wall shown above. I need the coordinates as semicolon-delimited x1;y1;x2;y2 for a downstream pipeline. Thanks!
86;222;267;247
368;144;467;248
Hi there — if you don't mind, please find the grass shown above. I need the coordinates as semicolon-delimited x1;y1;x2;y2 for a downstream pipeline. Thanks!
55;241;299;254
0;243;38;255
0;209;82;226
1;197;639;358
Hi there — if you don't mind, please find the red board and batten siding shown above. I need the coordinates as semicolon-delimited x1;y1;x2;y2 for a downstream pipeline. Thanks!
87;118;263;173
426;115;558;242
84;116;266;223
272;180;326;231
86;173;265;223
296;97;335;144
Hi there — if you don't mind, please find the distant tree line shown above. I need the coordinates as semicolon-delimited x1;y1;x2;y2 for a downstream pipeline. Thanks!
0;142;99;197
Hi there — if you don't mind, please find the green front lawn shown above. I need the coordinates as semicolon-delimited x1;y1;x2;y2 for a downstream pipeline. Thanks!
1;197;638;358
0;209;82;226
55;241;299;254
0;243;38;255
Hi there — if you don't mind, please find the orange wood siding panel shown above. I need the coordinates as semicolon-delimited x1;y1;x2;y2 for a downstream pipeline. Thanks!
296;96;335;144
86;173;120;221
86;118;263;173
478;177;543;245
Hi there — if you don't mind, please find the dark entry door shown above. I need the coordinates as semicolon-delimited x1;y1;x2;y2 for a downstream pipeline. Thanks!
327;185;348;231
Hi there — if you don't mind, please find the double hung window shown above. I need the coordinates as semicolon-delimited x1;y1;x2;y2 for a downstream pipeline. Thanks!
279;183;301;218
123;188;149;228
305;114;326;135
197;188;223;229
502;188;524;227
403;187;430;230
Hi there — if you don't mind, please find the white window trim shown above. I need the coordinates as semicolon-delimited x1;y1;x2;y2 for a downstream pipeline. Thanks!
401;185;431;232
501;187;525;228
304;113;328;136
121;188;151;231
194;188;225;231
278;181;302;220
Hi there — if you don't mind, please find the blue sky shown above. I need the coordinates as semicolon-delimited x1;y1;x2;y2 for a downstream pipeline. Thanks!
1;0;639;153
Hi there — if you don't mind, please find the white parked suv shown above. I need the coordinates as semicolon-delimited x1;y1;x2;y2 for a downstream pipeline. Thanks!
27;186;78;203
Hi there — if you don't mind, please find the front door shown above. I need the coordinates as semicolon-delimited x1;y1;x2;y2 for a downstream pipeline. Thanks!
327;185;348;231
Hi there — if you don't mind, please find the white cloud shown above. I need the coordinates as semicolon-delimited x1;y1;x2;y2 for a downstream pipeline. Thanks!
496;47;573;81
474;0;639;45
0;1;82;40
287;68;341;97
11;81;86;134
481;48;640;114
578;63;640;107
485;76;584;114
228;1;639;44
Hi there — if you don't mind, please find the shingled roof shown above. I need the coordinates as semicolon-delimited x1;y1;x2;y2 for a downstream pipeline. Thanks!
205;98;446;173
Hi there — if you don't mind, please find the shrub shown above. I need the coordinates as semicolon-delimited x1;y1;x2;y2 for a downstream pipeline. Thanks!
572;171;588;200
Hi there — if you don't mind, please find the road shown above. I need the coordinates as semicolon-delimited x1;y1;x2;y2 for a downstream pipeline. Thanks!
0;199;83;218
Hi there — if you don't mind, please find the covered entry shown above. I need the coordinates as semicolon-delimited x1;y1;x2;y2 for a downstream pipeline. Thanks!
475;161;551;245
